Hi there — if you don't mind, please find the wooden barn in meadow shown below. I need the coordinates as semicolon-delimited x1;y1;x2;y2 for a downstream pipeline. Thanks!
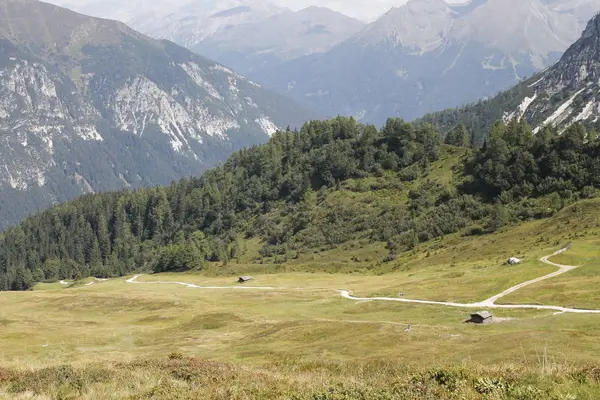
468;311;493;324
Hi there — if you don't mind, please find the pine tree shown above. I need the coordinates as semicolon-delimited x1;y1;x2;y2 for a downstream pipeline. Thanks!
97;214;111;262
13;267;33;291
445;124;470;147
90;238;101;267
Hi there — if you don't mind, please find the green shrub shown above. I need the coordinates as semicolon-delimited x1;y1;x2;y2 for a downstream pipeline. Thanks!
462;225;485;237
168;352;185;360
581;186;598;199
474;376;512;394
428;368;462;392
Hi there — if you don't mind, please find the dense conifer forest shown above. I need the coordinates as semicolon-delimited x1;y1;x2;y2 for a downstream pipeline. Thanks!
1;116;598;291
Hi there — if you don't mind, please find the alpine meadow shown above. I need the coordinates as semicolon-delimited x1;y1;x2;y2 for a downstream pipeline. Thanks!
3;0;600;399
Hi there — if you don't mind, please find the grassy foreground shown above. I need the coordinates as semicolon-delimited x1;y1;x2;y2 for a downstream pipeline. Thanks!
1;356;600;399
2;200;600;398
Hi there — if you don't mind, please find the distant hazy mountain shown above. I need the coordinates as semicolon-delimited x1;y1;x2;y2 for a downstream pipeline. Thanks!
193;6;364;76
56;0;190;22
0;0;315;229
51;0;285;43
51;0;363;78
256;0;600;124
131;0;285;48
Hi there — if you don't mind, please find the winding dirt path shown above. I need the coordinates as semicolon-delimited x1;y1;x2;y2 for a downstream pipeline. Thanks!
126;247;600;314
478;247;576;306
125;276;276;290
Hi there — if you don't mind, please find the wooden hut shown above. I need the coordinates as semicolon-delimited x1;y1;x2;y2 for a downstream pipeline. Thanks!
238;276;253;283
468;311;493;324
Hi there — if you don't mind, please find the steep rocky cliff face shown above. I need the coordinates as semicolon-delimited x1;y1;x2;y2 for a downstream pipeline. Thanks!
0;0;315;230
501;13;600;132
539;12;600;90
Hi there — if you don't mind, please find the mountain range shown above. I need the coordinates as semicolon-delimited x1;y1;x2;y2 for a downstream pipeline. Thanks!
258;0;600;124
3;0;600;287
423;9;600;140
4;0;600;231
0;0;315;230
192;6;364;77
53;0;600;126
505;8;600;132
52;0;365;78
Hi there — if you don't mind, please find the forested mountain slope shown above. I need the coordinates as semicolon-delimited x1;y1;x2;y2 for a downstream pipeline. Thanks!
2;115;599;291
0;0;315;230
421;11;600;146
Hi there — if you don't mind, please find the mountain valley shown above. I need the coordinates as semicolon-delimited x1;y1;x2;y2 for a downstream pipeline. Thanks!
52;0;600;125
2;1;600;399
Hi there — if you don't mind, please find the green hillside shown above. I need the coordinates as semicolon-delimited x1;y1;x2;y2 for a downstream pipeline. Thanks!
1;116;599;290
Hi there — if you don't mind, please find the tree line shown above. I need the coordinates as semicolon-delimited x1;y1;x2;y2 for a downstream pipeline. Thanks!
0;116;597;290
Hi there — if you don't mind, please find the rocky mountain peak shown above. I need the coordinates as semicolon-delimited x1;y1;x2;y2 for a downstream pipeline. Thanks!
476;12;600;134
354;0;455;52
539;12;600;90
451;0;579;68
581;11;600;38
129;0;284;46
353;0;578;60
188;4;363;77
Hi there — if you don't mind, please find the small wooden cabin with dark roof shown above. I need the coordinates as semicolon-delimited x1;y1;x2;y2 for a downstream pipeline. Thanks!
469;311;493;324
238;276;253;283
